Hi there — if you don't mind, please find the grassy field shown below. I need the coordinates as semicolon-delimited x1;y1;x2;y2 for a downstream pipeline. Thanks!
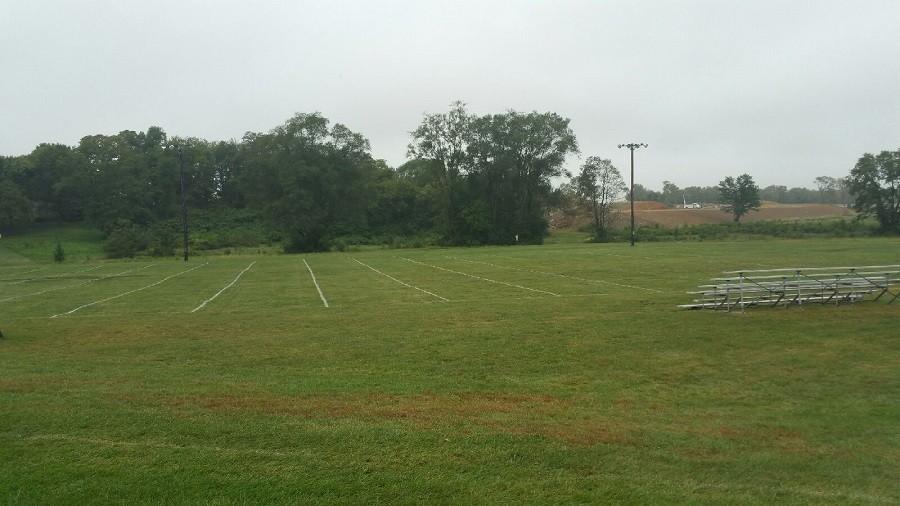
1;237;899;504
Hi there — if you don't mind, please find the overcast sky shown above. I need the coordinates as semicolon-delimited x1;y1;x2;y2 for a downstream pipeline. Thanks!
2;0;899;188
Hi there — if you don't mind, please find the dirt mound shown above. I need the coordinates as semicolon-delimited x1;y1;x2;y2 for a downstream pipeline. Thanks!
633;204;853;227
613;201;669;211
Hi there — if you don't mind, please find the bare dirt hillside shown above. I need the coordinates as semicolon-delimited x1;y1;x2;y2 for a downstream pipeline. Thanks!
617;202;854;227
552;202;854;230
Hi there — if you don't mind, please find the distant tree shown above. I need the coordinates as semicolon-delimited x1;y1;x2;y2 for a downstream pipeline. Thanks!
575;157;625;241
630;183;662;202
0;180;33;231
407;101;473;244
847;149;900;232
53;242;65;263
661;180;681;206
836;176;852;206
814;176;838;203
718;174;760;222
467;110;579;243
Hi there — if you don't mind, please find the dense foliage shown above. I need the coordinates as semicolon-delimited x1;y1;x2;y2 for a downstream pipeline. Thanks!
847;149;900;232
0;105;579;252
0;105;891;253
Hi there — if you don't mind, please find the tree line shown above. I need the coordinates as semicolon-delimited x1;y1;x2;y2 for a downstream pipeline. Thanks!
0;103;580;253
0;102;897;255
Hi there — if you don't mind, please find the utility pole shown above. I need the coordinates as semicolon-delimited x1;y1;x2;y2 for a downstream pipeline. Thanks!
178;146;189;262
617;143;647;247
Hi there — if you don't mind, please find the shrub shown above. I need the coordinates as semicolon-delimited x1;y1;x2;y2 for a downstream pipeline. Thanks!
53;242;65;263
104;224;148;258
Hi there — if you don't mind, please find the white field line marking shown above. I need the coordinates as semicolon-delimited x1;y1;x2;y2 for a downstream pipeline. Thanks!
50;263;205;318
449;256;664;294
0;267;45;281
6;264;103;285
303;259;329;307
352;258;449;302
191;261;256;313
0;264;154;303
401;257;560;297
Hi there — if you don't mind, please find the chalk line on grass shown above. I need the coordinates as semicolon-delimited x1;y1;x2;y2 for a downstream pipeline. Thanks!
6;264;103;286
303;259;329;307
0;267;45;282
401;257;560;297
352;258;449;302
0;264;154;303
50;263;205;318
449;256;664;294
191;261;256;313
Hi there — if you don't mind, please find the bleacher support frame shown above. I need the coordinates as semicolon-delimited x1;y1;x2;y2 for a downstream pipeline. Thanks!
679;265;900;311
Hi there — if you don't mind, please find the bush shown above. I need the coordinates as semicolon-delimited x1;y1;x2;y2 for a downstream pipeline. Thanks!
104;224;148;258
53;242;65;263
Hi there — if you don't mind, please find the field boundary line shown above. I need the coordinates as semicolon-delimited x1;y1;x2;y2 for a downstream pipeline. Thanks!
6;264;103;286
50;263;205;318
303;259;329;307
0;264;154;303
191;261;257;313
352;258;449;302
449;257;664;294
0;267;45;282
401;257;560;297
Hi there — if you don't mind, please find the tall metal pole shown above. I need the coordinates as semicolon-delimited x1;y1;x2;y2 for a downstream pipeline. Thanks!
178;147;189;262
618;143;647;247
630;147;635;247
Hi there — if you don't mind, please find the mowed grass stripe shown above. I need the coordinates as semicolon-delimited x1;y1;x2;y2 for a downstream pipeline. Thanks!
0;264;152;304
352;258;449;302
5;264;103;286
401;257;560;297
0;267;45;281
191;261;257;313
449;256;665;294
50;262;207;318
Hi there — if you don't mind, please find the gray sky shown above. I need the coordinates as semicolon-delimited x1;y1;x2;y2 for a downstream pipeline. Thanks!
2;0;899;189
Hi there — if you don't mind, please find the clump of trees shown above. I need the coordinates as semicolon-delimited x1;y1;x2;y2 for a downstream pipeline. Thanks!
847;149;900;232
0;103;580;253
409;102;578;244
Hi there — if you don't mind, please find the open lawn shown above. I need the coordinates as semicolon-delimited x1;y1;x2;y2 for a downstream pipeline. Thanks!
1;238;899;504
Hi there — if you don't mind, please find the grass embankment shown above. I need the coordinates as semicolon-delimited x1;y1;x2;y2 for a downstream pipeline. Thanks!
1;236;899;503
0;224;104;263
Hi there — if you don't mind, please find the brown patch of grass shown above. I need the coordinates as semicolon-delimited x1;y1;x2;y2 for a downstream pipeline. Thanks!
160;392;630;446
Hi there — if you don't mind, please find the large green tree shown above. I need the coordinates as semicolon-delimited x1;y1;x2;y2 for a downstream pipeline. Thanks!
847;149;900;232
238;113;378;252
0;179;33;231
407;101;473;244
718;174;760;222
575;157;625;241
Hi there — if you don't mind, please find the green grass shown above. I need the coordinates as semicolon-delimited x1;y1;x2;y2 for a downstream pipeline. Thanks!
1;237;899;504
0;224;105;263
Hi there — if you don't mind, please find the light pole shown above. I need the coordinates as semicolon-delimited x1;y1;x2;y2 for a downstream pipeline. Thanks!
617;143;647;247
